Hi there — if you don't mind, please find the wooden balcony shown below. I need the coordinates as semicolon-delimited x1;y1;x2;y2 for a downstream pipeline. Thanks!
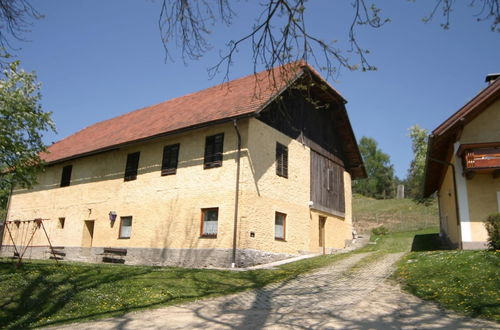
458;143;500;179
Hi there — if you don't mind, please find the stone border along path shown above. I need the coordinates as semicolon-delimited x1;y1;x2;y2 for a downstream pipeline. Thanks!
48;252;499;330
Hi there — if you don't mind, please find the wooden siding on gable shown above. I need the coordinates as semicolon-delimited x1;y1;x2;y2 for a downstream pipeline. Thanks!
310;151;345;217
258;88;346;163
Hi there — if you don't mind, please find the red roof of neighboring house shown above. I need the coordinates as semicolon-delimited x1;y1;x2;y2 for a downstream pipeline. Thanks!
43;62;307;163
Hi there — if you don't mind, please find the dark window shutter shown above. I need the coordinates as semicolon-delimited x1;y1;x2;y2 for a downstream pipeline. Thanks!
124;152;140;181
204;133;224;169
276;143;288;178
60;165;72;187
161;144;180;176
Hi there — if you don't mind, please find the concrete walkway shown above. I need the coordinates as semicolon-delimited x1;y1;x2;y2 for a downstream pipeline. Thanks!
49;252;499;330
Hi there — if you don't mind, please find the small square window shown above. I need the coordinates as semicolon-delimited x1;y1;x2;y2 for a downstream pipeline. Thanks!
119;216;133;239
275;212;286;240
58;217;65;229
201;208;218;237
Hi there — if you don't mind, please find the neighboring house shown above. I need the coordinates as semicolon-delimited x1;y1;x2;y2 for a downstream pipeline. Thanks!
0;62;366;267
424;73;500;249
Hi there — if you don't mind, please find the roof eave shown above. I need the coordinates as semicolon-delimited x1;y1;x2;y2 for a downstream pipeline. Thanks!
433;79;500;136
43;112;256;166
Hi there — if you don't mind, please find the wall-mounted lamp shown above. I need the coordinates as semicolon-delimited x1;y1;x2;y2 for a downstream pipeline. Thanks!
109;211;117;226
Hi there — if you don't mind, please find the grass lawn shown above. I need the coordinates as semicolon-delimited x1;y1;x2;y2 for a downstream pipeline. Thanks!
0;253;350;329
357;227;439;253
1;227;498;327
396;250;500;322
357;227;499;322
352;194;438;217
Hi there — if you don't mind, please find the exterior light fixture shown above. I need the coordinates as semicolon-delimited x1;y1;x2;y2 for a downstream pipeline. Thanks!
109;211;117;222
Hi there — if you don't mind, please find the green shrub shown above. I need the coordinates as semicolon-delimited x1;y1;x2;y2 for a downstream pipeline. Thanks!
485;213;500;250
372;225;389;236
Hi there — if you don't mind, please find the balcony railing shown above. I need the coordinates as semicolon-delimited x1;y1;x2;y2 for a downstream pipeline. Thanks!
464;148;500;169
458;143;500;179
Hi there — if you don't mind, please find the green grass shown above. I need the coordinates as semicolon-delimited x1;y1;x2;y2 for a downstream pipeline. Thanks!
2;228;498;327
0;253;350;329
346;228;440;274
357;227;440;254
353;194;438;217
362;228;500;322
396;250;500;322
352;195;439;233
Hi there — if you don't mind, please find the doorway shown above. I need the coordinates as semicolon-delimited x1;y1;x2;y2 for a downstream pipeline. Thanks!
319;216;326;254
82;220;95;247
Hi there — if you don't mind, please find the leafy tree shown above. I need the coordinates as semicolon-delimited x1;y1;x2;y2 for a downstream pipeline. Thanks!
353;136;395;199
0;61;55;211
405;125;429;201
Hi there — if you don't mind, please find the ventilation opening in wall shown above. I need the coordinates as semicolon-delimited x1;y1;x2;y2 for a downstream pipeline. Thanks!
58;217;65;229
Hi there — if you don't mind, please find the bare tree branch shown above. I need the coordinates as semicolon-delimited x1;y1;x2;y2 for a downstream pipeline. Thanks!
158;0;389;83
421;0;499;32
159;0;499;83
0;0;41;61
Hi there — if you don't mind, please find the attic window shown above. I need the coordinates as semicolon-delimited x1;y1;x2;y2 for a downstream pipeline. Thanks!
161;143;180;176
60;165;72;187
276;143;288;178
204;133;224;169
124;152;140;181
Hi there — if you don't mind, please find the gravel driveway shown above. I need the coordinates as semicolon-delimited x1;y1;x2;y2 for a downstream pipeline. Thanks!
48;252;499;329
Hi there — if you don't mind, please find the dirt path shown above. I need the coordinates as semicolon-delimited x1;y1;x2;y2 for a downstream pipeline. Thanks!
48;252;499;329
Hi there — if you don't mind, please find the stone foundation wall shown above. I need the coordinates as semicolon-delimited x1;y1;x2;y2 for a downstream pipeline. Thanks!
0;245;295;268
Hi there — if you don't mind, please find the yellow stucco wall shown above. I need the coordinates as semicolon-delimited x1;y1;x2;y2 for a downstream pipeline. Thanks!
239;119;352;254
460;99;500;143
466;174;500;241
5;121;246;251
4;117;354;259
238;118;311;254
460;99;500;244
438;163;460;246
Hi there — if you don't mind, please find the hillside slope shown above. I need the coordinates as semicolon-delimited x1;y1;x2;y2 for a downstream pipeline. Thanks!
352;194;439;233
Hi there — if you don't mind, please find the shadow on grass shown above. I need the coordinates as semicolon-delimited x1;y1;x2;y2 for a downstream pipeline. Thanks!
0;254;333;329
410;234;445;252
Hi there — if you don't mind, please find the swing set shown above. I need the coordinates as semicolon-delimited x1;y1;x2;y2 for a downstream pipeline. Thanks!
1;218;59;266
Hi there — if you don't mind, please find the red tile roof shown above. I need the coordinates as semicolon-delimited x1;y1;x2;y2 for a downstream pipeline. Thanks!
43;62;308;163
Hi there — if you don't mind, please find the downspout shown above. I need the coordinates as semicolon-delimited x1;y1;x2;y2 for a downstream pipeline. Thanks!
428;156;463;249
231;119;242;268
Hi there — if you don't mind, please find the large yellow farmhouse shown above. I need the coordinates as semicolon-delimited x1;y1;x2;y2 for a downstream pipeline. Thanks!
424;73;500;249
1;62;366;267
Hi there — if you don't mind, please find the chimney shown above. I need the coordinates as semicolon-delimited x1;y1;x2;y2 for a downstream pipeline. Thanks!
485;73;500;85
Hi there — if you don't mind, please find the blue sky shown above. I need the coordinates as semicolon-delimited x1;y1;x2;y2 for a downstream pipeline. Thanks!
14;0;500;178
